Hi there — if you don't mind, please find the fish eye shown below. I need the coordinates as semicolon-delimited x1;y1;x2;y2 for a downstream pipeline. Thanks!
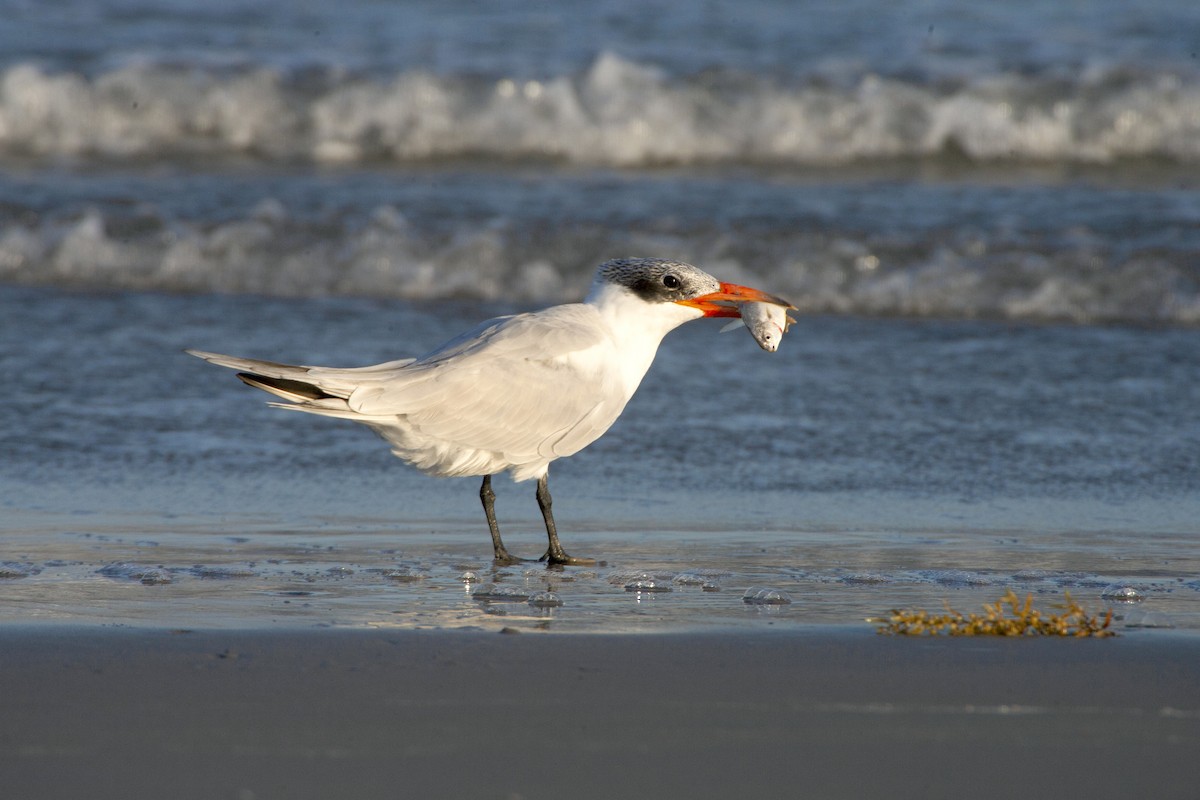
662;274;680;289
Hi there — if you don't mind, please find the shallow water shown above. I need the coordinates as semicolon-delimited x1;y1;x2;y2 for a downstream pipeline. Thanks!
2;287;1197;632
3;1;1199;632
2;516;1197;633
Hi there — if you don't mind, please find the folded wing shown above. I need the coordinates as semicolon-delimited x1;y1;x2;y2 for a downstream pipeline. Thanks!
187;303;628;479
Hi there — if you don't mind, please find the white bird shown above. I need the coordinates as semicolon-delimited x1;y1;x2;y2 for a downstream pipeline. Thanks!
188;258;790;565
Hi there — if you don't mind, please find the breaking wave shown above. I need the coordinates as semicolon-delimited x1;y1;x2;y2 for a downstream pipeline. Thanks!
3;202;1197;325
2;53;1199;166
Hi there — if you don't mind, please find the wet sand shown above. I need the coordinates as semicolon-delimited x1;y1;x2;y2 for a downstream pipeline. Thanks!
2;626;1197;800
5;519;1199;633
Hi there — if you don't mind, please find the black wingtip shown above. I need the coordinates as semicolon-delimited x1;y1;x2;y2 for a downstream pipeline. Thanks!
236;373;330;400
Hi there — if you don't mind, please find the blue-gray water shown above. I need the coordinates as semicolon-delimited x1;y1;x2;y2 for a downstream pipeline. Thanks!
2;286;1198;631
1;0;1198;631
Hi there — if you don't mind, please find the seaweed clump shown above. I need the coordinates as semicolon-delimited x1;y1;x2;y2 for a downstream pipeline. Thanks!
873;590;1115;637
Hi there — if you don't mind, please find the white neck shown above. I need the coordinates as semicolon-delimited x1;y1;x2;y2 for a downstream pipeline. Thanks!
585;280;704;393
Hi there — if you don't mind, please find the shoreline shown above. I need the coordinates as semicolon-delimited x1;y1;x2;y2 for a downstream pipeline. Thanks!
2;625;1197;799
4;518;1197;633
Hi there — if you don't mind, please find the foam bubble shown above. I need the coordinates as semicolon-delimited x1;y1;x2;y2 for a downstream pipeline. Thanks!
1121;609;1173;628
527;591;564;608
625;577;672;593
97;562;173;585
382;566;427;582
742;587;793;605
472;584;529;601
1101;585;1144;602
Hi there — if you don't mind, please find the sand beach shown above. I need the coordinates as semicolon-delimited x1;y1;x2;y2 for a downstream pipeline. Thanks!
3;625;1198;800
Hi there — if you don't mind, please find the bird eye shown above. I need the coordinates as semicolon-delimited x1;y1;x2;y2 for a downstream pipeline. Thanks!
662;274;680;289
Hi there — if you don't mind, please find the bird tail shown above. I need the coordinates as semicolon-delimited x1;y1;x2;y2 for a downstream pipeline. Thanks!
186;349;413;419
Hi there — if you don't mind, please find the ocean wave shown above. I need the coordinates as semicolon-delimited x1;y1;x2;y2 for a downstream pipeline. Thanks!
2;54;1199;166
3;202;1197;325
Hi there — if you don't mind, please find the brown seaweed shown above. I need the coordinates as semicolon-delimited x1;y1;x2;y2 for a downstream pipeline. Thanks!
873;589;1115;637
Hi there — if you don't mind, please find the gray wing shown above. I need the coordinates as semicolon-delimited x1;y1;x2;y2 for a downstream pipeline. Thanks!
348;304;625;460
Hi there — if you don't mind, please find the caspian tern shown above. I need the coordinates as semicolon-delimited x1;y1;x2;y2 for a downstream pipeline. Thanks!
188;258;790;565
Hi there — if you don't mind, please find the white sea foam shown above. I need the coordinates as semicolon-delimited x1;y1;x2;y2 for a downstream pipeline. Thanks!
2;55;1199;165
2;201;1197;325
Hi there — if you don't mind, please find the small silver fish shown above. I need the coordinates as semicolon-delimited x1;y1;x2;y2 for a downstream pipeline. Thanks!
720;302;795;352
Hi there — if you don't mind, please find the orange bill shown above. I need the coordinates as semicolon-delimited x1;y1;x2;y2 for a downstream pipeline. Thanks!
676;282;795;318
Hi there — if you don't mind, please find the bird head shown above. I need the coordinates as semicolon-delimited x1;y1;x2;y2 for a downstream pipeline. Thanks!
592;258;792;318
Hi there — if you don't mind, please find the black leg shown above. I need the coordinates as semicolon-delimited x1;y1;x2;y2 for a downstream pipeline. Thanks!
480;475;523;565
536;472;595;566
